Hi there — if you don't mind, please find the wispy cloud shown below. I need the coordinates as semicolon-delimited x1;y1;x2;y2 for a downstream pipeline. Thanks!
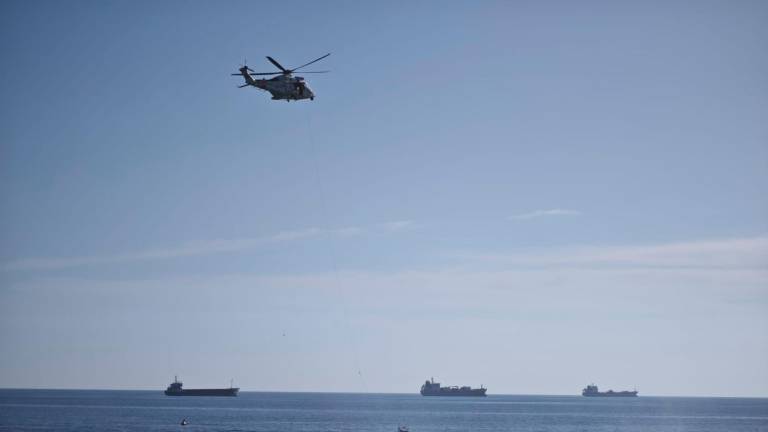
454;235;768;271
510;209;582;220
268;226;363;242
0;221;408;272
379;220;415;231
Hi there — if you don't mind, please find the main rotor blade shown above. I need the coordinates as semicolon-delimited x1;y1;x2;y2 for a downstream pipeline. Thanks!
238;84;250;88
248;72;283;76
295;71;330;74
292;53;331;71
266;56;287;72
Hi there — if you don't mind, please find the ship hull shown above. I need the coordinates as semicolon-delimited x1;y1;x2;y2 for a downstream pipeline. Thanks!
583;392;637;397
165;388;239;397
421;389;487;397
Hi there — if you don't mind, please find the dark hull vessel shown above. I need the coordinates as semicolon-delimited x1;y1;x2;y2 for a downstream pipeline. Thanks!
165;388;239;396
421;377;486;397
165;377;239;397
582;384;637;397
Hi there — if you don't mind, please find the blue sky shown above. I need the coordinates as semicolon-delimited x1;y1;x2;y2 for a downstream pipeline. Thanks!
1;0;767;396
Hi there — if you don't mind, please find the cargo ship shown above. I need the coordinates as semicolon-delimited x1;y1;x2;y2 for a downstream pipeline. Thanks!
420;377;487;396
582;384;637;397
164;376;239;396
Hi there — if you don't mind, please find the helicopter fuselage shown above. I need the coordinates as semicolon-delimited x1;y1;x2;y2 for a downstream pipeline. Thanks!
238;69;315;101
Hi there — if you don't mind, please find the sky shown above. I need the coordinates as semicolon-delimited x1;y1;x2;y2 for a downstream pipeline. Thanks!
0;0;767;397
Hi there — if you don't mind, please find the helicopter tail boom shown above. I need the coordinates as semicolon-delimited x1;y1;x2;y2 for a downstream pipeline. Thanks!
231;67;257;87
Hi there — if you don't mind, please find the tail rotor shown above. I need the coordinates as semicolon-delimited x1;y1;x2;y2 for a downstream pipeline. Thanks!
233;58;257;88
240;58;255;73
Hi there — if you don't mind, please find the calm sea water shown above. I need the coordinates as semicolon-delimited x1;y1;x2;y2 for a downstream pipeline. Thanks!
1;390;766;432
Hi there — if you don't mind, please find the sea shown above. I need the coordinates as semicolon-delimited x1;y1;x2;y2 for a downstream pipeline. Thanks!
1;390;767;432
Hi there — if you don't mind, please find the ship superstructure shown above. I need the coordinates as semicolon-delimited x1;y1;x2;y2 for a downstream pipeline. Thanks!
420;377;487;397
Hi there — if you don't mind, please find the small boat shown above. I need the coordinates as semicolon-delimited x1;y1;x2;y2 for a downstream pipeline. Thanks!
180;418;189;426
398;426;409;432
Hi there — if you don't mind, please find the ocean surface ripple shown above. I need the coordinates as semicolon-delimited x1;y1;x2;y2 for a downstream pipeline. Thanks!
1;390;767;432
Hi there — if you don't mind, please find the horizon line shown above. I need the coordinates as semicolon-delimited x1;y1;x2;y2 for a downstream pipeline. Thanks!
0;387;765;399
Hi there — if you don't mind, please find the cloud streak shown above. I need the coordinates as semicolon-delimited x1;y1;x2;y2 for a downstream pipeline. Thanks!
0;221;412;272
379;220;416;231
510;209;582;220
454;235;768;271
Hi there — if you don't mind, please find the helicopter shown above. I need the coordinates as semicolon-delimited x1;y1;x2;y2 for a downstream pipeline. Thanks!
232;53;330;101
